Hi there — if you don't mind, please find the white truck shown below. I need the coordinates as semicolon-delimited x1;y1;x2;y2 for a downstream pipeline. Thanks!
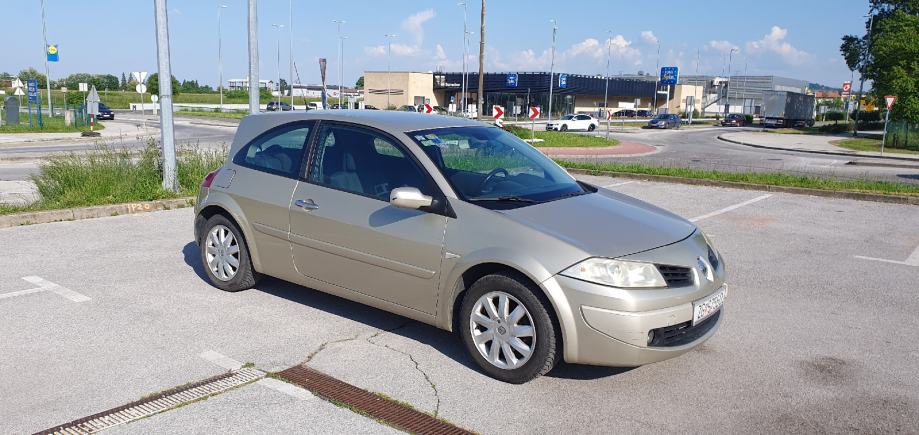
763;91;816;128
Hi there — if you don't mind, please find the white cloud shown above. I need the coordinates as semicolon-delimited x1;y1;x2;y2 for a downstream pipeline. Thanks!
362;9;435;58
641;31;658;45
434;44;447;61
746;26;810;65
708;40;739;53
496;35;643;71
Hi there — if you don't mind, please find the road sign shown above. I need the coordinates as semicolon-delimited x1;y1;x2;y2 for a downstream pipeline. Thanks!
79;82;88;92
885;95;897;110
131;71;148;83
660;67;679;85
151;94;159;103
47;44;59;62
558;74;568;89
842;81;852;96
11;78;24;89
506;73;519;88
86;86;101;115
529;106;540;120
606;109;614;121
14;88;24;96
136;84;148;94
422;103;433;114
493;105;505;120
27;80;39;103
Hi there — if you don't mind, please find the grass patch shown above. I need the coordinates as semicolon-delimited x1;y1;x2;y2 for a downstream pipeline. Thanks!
557;160;919;197
21;90;324;110
763;127;823;135
0;141;225;215
831;138;919;155
0;115;106;133
176;109;248;120
508;126;619;148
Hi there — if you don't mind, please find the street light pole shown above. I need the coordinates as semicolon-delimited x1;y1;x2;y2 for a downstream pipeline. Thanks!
476;0;485;120
272;24;284;106
604;29;612;139
384;34;397;110
247;0;259;114
289;0;294;108
458;2;468;115
725;47;737;116
854;9;875;137
154;0;177;192
217;4;227;112
547;19;557;125
653;41;660;114
333;19;346;109
40;0;52;115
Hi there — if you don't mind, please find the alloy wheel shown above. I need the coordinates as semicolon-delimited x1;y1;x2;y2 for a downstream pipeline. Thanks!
205;225;241;281
469;291;536;370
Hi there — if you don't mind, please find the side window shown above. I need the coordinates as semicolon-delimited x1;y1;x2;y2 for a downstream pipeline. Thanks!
309;124;431;200
576;115;590;121
235;122;312;178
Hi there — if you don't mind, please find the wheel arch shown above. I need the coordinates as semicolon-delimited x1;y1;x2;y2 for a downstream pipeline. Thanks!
195;202;263;273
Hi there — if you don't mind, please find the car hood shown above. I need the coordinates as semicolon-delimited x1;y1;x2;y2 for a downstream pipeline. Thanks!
500;189;696;259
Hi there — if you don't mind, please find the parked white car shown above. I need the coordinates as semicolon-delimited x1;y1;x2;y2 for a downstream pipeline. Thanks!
546;114;599;132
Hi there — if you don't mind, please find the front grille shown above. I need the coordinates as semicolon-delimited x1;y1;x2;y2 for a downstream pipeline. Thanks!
648;310;720;347
658;265;693;287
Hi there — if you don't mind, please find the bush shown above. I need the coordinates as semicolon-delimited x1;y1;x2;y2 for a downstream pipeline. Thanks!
744;114;754;124
65;92;85;107
826;111;845;123
852;110;882;123
818;123;851;134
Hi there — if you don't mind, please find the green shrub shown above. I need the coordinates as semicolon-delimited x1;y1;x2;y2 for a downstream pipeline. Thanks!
818;123;851;134
826;111;845;123
744;114;754;124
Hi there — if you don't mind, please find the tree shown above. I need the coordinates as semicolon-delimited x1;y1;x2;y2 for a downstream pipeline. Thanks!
18;68;48;87
355;75;364;89
146;73;181;96
121;72;128;90
840;35;866;73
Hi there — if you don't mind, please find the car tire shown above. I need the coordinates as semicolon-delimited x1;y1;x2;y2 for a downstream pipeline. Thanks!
200;214;259;292
588;124;596;132
459;272;560;384
560;124;568;132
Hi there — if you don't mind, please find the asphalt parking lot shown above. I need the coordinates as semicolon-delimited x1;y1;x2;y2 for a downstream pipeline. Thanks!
2;174;917;434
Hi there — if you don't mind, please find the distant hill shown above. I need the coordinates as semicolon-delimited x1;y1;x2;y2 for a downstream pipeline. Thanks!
809;82;841;92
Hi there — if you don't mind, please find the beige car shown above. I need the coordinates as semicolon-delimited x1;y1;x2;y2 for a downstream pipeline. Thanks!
194;111;726;383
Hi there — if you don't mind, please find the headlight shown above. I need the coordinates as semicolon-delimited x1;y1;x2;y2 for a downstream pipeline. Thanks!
561;258;666;288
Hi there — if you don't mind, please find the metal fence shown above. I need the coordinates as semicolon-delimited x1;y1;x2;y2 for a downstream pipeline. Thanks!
885;121;919;151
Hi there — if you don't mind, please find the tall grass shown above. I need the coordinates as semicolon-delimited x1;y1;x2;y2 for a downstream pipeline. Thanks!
0;140;226;215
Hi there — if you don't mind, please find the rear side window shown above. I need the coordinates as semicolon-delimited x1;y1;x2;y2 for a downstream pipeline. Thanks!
234;121;313;178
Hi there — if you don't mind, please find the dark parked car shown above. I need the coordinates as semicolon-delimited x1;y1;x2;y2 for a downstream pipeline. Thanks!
647;114;681;129
636;109;652;118
266;101;293;112
616;109;637;118
96;103;114;120
721;114;748;127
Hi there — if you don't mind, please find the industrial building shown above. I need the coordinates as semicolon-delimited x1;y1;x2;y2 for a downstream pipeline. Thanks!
680;75;809;115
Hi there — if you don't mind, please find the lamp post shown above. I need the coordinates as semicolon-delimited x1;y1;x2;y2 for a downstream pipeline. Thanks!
217;4;227;112
652;40;660;114
547;19;557;125
604;30;612;138
853;9;876;137
288;0;294;108
724;47;737;116
40;0;53;115
272;24;284;106
458;1;468;114
333;19;346;109
384;34;397;110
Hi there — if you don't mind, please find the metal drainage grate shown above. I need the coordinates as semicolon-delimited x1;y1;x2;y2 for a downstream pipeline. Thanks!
277;365;473;435
34;368;264;435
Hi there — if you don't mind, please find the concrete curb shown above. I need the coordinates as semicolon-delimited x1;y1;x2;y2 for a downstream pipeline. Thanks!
0;198;195;228
717;134;919;164
565;168;919;206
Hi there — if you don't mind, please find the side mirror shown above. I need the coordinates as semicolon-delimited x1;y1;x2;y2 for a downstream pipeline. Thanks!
390;187;433;210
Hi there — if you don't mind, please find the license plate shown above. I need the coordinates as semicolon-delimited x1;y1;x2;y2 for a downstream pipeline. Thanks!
693;285;726;325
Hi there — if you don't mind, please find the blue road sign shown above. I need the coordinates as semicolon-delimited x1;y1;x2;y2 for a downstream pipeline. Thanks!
559;74;568;89
660;67;679;85
27;80;39;103
47;44;59;62
506;73;519;88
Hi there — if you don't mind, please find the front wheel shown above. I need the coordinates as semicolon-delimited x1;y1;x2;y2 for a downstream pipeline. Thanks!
459;273;560;383
560;124;568;132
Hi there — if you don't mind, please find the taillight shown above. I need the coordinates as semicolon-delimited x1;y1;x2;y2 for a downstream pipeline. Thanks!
201;169;220;188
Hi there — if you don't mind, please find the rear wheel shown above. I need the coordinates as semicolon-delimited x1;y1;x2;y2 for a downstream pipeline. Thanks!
459;273;560;383
200;214;259;292
588;124;596;132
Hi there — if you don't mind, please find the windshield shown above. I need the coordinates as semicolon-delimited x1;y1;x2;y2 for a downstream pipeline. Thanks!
654;114;668;120
407;126;587;208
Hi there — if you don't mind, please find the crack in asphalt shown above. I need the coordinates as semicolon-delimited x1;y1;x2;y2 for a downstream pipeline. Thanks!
366;325;441;417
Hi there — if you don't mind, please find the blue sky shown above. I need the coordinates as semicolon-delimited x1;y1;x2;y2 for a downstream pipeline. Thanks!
2;0;871;88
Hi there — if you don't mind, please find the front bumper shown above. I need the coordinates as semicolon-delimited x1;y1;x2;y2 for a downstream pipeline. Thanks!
545;231;726;366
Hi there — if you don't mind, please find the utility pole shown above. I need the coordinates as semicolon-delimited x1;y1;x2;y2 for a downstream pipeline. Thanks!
476;0;485;120
458;1;468;115
247;0;259;114
217;4;227;112
854;9;875;137
333;19;346;108
604;30;612;139
547;19;557;125
289;0;294;108
725;47;737;116
272;24;284;106
40;0;52;115
652;41;660;114
154;0;177;192
384;34;397;109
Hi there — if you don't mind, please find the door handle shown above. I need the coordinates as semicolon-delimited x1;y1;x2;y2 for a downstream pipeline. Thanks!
294;199;320;210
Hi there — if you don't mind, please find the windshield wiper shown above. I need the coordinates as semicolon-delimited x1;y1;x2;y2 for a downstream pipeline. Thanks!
468;196;538;204
556;191;589;199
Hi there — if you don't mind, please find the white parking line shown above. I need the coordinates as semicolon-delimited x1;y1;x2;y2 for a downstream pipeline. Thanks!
199;350;314;400
602;181;636;188
855;244;919;267
689;194;773;222
0;276;90;302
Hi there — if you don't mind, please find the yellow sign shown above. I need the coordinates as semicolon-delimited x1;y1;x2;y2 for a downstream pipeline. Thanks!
47;45;58;55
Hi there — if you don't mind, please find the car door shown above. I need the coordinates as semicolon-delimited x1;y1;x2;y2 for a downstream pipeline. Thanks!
226;121;314;265
288;122;448;315
575;115;591;130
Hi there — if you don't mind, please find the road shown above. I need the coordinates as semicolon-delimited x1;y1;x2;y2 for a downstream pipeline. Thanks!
2;175;917;433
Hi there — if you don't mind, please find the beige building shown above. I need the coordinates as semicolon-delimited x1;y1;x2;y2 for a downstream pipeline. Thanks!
364;71;444;109
666;84;705;114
